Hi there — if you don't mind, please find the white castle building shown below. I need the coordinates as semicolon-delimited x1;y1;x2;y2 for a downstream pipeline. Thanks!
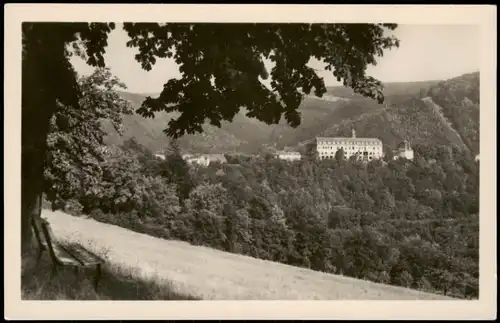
393;140;414;161
316;129;384;161
276;151;302;161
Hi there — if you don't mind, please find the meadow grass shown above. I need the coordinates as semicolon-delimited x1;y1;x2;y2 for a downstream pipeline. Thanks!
33;209;455;300
21;240;200;300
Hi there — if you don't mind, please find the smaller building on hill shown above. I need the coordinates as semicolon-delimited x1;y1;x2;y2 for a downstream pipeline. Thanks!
393;140;414;161
276;151;302;161
182;154;210;167
206;154;228;165
154;153;166;160
182;153;227;167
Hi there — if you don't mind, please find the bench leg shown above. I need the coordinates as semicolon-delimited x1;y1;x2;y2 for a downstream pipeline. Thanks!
50;264;59;281
36;249;44;267
74;266;80;282
93;264;102;292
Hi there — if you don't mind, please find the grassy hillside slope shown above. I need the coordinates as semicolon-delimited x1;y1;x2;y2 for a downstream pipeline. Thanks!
22;245;198;300
41;209;454;300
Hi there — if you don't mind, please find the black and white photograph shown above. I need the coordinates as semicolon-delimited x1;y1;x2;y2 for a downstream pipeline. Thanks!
5;4;496;321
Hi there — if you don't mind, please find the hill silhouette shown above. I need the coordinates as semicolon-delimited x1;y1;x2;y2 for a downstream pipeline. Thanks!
102;72;479;155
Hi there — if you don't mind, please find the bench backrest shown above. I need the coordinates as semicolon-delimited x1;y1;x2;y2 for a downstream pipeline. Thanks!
31;216;48;251
31;216;105;266
31;216;59;262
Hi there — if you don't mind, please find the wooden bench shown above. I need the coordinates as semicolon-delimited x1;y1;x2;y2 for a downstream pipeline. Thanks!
31;216;105;291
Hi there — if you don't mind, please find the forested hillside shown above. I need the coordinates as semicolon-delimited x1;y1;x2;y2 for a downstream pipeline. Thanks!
47;135;480;299
103;72;479;155
423;72;480;154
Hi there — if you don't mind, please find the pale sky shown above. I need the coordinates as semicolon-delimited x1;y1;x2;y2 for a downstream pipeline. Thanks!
71;24;480;94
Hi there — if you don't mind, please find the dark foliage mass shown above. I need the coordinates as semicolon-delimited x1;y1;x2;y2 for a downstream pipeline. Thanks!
124;23;399;138
44;68;133;211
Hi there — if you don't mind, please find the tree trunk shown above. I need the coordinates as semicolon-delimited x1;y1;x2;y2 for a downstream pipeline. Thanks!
21;24;64;256
21;112;51;256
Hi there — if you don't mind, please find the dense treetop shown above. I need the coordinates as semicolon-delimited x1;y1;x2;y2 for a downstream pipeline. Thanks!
122;23;399;137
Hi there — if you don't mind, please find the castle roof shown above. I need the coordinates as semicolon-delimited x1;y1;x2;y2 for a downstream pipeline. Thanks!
316;136;382;145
